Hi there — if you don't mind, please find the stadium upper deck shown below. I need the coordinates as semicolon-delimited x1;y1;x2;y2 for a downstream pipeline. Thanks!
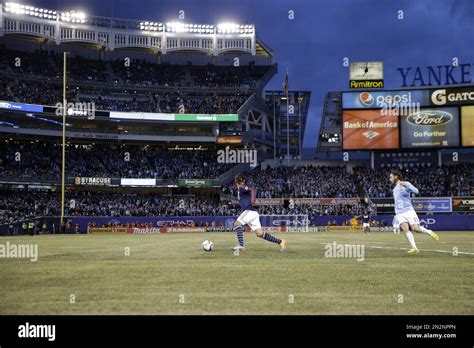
0;1;288;158
0;2;274;60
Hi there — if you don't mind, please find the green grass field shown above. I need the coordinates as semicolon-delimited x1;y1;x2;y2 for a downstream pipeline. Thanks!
0;231;472;315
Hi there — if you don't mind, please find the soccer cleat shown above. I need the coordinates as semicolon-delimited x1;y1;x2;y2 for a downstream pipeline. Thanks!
429;231;439;242
231;245;245;252
407;247;419;254
278;239;286;252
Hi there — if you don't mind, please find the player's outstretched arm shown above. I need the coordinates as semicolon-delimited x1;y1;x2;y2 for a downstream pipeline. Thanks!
400;181;419;195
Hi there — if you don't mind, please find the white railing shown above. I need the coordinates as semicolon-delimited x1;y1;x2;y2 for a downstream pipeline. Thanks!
0;6;256;55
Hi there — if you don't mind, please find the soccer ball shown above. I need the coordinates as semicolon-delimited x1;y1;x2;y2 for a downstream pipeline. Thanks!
202;240;214;252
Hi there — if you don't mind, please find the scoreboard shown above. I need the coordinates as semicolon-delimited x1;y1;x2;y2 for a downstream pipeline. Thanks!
338;86;474;151
461;106;474;147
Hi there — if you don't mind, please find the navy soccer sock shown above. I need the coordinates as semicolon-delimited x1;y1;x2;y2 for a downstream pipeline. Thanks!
234;225;244;247
261;232;282;244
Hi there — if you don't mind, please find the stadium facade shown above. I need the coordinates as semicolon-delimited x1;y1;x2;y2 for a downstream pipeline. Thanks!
0;2;310;159
0;2;472;235
0;2;314;234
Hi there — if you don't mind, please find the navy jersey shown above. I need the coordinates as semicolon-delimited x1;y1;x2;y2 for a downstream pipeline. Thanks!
237;185;256;211
363;214;369;223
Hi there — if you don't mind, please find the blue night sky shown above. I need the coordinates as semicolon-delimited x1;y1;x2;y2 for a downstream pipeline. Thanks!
30;0;474;151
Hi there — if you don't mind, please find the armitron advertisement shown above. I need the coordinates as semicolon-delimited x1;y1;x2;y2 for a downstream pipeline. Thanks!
461;105;474;147
342;109;399;150
400;107;460;148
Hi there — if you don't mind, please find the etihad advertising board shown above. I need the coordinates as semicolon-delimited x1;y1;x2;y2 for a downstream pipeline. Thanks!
461;105;474;147
342;109;399;150
400;107;460;148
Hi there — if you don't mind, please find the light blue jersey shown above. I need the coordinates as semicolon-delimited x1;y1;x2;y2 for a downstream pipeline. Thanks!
393;181;419;215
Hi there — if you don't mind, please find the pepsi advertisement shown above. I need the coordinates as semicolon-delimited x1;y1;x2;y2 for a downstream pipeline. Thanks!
342;90;430;109
400;107;460;148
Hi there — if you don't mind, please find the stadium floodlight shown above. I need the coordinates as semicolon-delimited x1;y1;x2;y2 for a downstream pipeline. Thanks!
5;2;26;15
4;2;57;19
60;10;87;24
217;22;241;34
139;21;164;32
166;21;186;33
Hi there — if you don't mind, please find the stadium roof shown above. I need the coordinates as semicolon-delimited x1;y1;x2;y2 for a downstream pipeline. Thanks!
0;2;273;58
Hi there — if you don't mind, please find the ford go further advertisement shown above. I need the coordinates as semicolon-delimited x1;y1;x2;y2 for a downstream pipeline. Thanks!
400;107;460;148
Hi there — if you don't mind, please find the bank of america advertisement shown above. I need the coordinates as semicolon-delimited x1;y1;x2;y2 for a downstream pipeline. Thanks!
400;107;460;148
461;105;474;147
342;109;399;150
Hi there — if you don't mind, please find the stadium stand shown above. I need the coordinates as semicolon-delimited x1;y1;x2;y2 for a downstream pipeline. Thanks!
222;163;474;199
1;162;472;224
0;141;234;180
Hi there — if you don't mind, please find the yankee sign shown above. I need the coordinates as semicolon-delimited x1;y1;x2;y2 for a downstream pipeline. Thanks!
397;63;472;87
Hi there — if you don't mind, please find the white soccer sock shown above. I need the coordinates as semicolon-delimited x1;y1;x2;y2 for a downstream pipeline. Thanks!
418;226;432;234
404;230;417;249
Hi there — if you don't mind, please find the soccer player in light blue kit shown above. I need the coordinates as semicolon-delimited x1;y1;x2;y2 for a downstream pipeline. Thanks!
389;169;439;253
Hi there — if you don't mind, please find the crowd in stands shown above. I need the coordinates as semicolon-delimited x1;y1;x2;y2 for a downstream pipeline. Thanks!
1;78;250;114
0;46;264;114
222;164;474;199
1;158;473;224
0;141;233;180
65;193;228;217
0;191;61;224
352;164;474;197
0;141;62;179
257;204;366;217
222;165;359;199
1;47;267;89
0;190;366;225
1;142;472;196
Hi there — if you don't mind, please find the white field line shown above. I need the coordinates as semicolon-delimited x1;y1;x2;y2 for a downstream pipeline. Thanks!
318;243;474;256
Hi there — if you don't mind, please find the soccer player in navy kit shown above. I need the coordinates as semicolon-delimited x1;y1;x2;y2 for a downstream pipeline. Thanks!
232;174;286;252
362;211;371;234
389;169;439;253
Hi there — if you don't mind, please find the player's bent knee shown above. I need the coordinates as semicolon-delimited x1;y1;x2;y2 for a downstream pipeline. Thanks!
255;229;264;237
400;222;410;232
